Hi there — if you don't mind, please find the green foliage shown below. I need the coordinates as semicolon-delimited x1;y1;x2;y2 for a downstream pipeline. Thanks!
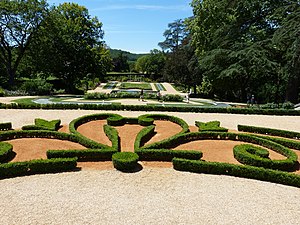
0;87;5;97
195;121;228;132
161;94;183;102
0;158;77;179
0;142;13;163
22;118;61;131
20;79;53;95
173;158;300;188
112;152;139;171
233;144;295;171
0;122;12;131
84;92;109;100
47;149;116;161
136;149;202;161
238;125;300;139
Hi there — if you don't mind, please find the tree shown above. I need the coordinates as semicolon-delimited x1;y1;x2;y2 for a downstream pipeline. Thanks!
189;0;290;102
0;0;48;87
26;2;110;92
112;52;129;72
158;19;188;52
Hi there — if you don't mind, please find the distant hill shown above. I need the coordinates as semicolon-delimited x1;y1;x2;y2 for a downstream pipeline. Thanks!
109;49;149;62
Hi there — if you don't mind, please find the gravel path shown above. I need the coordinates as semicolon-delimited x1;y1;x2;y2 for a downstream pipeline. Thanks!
0;169;299;225
0;109;300;224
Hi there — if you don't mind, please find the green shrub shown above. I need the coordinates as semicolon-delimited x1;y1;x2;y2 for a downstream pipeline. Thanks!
134;125;156;150
161;94;183;102
233;144;296;171
20;79;53;95
0;87;5;97
47;149;117;161
136;149;202;161
103;125;120;150
22;119;61;131
84;92;109;100
238;124;300;139
119;82;152;90
112;152;139;171
196;121;228;132
0;142;13;162
173;158;300;188
0;122;12;131
0;158;77;179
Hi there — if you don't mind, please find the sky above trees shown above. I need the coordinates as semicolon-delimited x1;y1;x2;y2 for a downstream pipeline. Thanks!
48;0;193;53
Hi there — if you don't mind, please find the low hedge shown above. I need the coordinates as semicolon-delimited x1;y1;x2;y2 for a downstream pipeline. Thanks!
3;102;300;116
258;136;300;150
238;124;300;139
0;157;77;179
47;149;117;161
112;152;139;171
173;158;300;188
136;149;202;161
233;144;296;171
0;142;13;162
0;122;12;131
196;121;228;132
134;125;155;150
22;118;61;131
103;125;120;150
0;130;105;149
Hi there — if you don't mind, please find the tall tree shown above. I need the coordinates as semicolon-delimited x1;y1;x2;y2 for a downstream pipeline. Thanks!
27;2;110;92
158;19;188;52
0;0;48;87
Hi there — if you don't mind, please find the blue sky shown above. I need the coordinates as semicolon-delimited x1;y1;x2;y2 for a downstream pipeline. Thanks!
48;0;193;53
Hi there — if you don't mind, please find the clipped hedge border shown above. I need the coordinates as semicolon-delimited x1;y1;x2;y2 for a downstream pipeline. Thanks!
47;149;116;161
0;130;104;149
112;152;139;171
2;102;300;116
238;124;300;139
0;158;77;179
136;149;202;161
134;125;156;150
0;142;13;163
233;144;295;171
195;121;228;132
22;119;61;131
141;131;298;171
0;122;12;131
173;158;300;188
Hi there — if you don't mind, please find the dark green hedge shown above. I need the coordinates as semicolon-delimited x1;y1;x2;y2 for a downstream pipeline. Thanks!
0;158;77;179
47;149;116;161
0;122;12;131
136;149;202;161
0;142;13;162
112;152;139;171
22;118;61;131
2;102;300;116
103;125;120;150
196;121;228;132
0;130;104;149
238;124;300;139
233;144;296;171
173;158;300;188
134;125;155;150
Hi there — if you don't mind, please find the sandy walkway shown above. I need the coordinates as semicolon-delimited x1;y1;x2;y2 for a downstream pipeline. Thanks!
0;109;300;224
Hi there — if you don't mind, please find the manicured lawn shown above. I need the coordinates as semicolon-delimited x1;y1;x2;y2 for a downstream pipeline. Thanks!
119;82;152;90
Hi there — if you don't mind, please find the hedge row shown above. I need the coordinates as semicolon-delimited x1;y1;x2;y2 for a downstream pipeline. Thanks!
47;149;117;161
22;119;61;131
103;125;120;150
238;124;300;139
195;121;228;132
134;125;156;150
0;130;104;149
3;102;300;116
233;144;296;171
140;131;298;171
0;142;13;162
112;152;139;171
258;136;300;150
0;122;12;131
173;158;300;188
0;158;77;179
136;149;202;161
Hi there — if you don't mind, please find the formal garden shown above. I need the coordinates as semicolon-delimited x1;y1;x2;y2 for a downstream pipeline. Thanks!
0;113;299;187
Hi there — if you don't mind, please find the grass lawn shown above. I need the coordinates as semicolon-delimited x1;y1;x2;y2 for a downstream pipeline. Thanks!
119;82;152;90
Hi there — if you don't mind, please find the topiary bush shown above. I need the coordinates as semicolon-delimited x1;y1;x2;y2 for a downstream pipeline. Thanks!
0;142;13;163
0;122;12;131
196;121;228;132
112;152;139;171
